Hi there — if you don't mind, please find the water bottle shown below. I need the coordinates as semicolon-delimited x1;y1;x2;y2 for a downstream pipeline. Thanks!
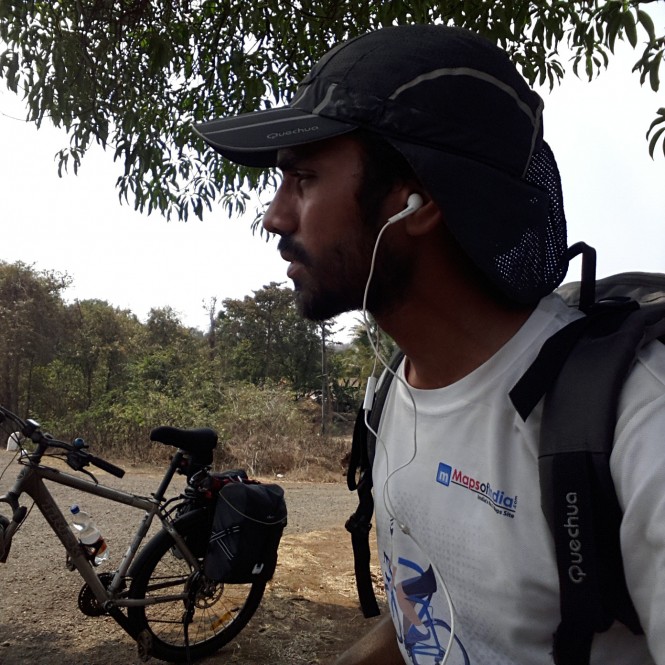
70;504;109;566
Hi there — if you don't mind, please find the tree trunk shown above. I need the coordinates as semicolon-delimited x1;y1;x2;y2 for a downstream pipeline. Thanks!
320;326;330;435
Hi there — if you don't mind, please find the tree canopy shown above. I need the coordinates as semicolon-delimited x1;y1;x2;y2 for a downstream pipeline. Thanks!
1;1;663;223
216;281;322;392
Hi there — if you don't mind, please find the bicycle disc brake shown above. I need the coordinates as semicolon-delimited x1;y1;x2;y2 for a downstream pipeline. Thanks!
78;572;125;617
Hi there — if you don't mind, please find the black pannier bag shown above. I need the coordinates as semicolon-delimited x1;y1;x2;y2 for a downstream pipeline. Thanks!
204;478;287;584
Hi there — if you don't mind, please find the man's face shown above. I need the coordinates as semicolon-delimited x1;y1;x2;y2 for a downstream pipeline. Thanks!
263;136;413;321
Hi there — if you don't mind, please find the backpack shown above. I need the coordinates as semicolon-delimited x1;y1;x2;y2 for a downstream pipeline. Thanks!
345;243;665;665
204;472;287;584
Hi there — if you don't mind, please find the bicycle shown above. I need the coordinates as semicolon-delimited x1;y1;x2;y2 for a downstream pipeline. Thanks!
0;405;270;663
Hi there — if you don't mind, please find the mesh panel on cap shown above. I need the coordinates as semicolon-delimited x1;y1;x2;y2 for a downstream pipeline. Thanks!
493;142;568;303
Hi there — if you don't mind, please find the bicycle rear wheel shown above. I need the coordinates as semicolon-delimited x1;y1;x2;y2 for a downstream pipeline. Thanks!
127;508;266;663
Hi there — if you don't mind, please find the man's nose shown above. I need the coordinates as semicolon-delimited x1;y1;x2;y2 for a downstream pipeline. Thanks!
262;185;297;236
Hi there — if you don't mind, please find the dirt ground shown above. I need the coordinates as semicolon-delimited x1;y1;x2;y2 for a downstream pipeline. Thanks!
0;453;385;665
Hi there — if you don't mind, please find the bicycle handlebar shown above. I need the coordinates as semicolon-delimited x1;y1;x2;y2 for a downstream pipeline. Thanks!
0;405;125;478
77;451;125;478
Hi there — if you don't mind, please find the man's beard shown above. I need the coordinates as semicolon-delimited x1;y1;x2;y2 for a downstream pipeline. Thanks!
278;231;414;322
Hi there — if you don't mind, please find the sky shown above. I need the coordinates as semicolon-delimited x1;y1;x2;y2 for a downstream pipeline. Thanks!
1;32;664;340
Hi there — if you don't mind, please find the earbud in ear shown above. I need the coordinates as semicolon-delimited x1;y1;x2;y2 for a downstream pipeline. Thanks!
386;193;424;224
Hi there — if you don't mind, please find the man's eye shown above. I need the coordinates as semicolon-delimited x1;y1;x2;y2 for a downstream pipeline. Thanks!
282;170;314;189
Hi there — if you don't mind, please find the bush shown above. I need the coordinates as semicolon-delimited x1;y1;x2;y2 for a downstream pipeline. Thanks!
214;382;350;479
35;380;351;480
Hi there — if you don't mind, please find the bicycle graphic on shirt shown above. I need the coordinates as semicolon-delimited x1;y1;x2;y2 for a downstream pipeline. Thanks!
384;554;470;665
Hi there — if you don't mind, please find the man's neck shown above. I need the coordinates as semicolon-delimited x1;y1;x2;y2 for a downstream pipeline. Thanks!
375;290;535;390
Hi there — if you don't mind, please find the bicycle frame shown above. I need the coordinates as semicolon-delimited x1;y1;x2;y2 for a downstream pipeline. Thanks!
0;450;200;638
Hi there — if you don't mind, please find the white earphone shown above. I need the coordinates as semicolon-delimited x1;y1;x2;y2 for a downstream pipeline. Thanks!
386;192;424;225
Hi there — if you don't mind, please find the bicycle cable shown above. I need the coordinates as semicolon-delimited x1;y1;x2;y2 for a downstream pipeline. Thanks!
0;449;20;482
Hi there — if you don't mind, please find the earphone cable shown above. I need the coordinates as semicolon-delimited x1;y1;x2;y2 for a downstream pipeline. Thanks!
361;215;457;664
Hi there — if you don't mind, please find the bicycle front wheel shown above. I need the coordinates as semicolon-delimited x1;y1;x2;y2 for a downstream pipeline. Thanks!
127;508;266;663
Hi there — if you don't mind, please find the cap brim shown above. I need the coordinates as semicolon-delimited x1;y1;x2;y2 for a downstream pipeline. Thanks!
193;107;357;167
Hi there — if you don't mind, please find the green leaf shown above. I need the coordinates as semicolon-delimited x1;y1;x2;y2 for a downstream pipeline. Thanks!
585;52;594;80
646;107;665;135
637;9;656;42
649;51;662;92
623;10;638;49
646;108;665;157
647;125;665;158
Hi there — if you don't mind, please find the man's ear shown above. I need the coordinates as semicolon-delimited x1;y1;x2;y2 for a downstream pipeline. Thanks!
404;195;443;237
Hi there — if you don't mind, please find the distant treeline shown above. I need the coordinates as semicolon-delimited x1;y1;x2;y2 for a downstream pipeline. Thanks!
0;261;393;475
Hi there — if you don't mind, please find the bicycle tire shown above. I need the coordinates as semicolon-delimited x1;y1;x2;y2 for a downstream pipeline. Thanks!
127;507;266;663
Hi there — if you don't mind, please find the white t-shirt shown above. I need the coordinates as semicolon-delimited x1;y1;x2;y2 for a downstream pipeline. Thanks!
373;293;665;664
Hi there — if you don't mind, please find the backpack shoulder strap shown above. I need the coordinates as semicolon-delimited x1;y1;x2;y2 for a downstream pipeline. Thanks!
511;273;665;664
539;304;647;664
346;350;404;618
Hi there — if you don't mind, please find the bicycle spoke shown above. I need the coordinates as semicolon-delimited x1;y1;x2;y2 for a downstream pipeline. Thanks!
128;509;265;661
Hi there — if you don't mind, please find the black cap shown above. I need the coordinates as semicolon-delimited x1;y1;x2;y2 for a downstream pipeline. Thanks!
195;25;568;304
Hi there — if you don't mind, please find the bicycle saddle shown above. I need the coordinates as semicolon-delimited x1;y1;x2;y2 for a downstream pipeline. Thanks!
150;426;218;454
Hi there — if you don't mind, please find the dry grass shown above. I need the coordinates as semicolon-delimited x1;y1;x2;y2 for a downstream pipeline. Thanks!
95;391;356;482
214;386;354;481
217;431;351;481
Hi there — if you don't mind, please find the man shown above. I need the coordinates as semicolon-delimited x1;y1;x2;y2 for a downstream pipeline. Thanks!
194;24;664;664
